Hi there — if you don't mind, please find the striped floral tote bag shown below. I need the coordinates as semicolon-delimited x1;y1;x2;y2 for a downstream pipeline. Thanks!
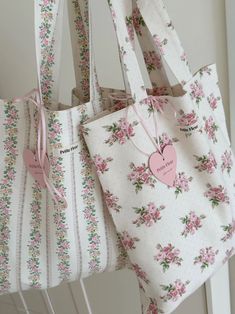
0;0;127;295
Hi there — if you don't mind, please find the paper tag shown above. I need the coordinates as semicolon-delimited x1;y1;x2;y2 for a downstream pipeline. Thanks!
23;149;50;188
148;145;177;187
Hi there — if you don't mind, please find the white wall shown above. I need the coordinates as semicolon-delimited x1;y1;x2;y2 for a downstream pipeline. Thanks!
0;0;229;313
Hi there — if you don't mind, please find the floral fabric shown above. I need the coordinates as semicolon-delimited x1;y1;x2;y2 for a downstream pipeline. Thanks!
0;0;125;295
83;0;235;313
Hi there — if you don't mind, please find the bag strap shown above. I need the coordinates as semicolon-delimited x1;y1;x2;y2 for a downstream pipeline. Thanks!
103;0;148;102
70;0;166;109
67;0;89;102
35;0;101;108
130;0;171;90
136;0;192;85
68;0;107;113
35;0;64;105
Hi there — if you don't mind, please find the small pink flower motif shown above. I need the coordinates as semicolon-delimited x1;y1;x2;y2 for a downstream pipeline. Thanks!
147;86;170;97
93;154;113;175
109;92;132;112
103;190;122;213
132;263;150;284
173;172;193;197
132;202;165;227
112;100;128;112
221;220;235;242
6;169;15;180
190;81;205;104
160;279;190;302
5;117;14;125
158;133;179;153
146;299;159;314
143;51;162;72
52;122;62;133
207;93;220;110
204;184;230;208
153;35;168;55
43;0;50;6
116;235;128;270
180;211;206;237
194;151;217;174
177;110;198;127
194;247;219;272
128;162;157;193
199;66;212;77
104;118;138;146
221;150;233;175
125;15;135;43
154;243;183;272
141;96;168;114
203;116;219;143
132;7;145;36
119;231;140;250
180;52;189;65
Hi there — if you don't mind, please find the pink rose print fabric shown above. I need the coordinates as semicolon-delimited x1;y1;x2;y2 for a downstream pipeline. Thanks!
158;133;179;153
103;190;122;213
146;299;159;314
194;151;217;174
132;263;150;284
221;221;235;242
132;202;165;227
128;162;157;193
143;51;162;72
119;231;140;250
104;118;138;146
160;280;190;302
203;116;219;143
177;110;198;127
153;35;168;55
93;154;113;175
154;244;183;272
180;211;206;237
221;150;233;175
132;7;146;36
141;97;168;114
190;81;205;104
173;172;193;197
83;0;235;313
194;247;219;272
207;93;220;110
125;15;135;43
204;184;230;208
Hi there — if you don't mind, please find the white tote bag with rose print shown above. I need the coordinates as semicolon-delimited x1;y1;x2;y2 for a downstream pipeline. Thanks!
0;0;128;295
83;0;235;313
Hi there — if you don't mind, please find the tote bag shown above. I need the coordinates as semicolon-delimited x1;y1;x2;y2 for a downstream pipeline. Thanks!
83;0;235;313
0;0;127;295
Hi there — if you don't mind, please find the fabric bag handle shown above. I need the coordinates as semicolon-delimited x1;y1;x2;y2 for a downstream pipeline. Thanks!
35;0;101;108
136;0;193;85
34;0;64;105
67;0;102;106
130;0;171;90
102;0;148;103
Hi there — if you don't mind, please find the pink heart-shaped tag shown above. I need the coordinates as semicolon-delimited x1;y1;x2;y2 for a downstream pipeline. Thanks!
148;145;177;187
23;149;50;189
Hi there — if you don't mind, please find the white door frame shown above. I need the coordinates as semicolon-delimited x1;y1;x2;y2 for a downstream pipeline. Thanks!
226;0;235;148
